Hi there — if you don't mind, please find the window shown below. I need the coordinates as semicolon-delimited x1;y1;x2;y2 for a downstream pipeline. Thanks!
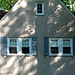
49;38;73;56
22;38;30;54
36;3;44;15
9;38;17;54
63;39;71;54
50;39;58;54
7;38;31;55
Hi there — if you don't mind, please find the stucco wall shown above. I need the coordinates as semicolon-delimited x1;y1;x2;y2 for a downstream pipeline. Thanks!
0;0;75;75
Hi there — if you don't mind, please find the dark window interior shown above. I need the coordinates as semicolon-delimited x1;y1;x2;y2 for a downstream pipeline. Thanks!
37;4;39;13
22;47;29;54
9;47;17;53
51;47;58;54
63;47;71;54
39;4;42;13
37;4;42;13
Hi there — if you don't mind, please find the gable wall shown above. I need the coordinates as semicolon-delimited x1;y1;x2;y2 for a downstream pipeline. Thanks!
0;0;75;75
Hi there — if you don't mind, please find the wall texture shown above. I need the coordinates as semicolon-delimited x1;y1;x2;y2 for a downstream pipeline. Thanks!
0;0;75;75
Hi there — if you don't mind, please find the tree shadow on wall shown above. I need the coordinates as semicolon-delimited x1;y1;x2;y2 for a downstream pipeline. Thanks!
0;0;75;75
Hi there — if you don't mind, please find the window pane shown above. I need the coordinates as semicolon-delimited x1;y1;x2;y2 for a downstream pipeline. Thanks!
63;47;71;54
51;39;58;46
22;47;29;54
39;10;42;13
9;47;17;53
51;47;58;54
37;4;40;13
22;38;29;46
40;4;42;8
63;39;70;46
39;4;42;13
37;4;42;13
37;4;39;9
9;39;17;46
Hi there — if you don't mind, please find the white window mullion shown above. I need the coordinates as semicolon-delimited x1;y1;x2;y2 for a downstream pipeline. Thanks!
16;39;18;54
7;38;9;55
29;38;32;55
36;3;38;14
49;39;51;55
17;38;22;54
42;3;44;15
70;38;73;55
58;38;63;56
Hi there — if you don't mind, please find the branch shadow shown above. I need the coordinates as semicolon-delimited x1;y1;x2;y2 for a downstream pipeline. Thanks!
0;0;75;75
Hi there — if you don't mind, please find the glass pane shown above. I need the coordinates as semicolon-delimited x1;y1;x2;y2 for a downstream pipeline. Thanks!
9;47;17;53
63;39;70;46
37;4;42;13
63;47;71;54
22;38;29;46
9;39;17;46
39;4;42;13
51;40;58;46
39;10;42;13
22;47;29;54
51;47;58;54
37;4;40;13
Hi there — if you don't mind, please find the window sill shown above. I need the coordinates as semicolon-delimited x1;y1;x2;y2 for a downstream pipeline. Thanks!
7;53;37;56
36;13;44;16
49;54;73;57
35;14;45;16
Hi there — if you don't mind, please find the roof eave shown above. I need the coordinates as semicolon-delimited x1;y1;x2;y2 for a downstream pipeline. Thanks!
58;0;75;19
